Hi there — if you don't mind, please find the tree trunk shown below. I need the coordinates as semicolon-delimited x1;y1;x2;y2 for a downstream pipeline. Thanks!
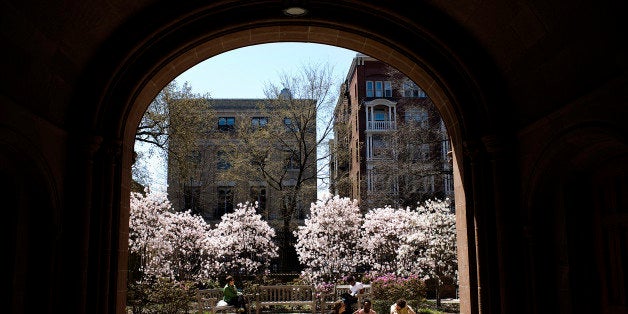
279;192;297;271
280;218;291;270
436;277;442;308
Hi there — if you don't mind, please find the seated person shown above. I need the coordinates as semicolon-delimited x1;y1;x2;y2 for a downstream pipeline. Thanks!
353;299;376;314
390;299;415;314
223;275;248;312
340;275;365;312
331;300;347;314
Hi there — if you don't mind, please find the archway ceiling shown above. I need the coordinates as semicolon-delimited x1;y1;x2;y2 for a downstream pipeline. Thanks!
5;0;624;133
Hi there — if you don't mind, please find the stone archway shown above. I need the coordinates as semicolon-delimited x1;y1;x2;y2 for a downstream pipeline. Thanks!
523;123;628;313
77;2;506;312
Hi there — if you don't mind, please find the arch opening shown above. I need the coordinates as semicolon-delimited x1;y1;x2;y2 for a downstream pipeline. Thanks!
90;6;495;312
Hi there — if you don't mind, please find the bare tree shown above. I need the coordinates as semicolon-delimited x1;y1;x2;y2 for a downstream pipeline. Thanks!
361;65;451;209
216;62;338;270
134;80;215;201
331;63;452;210
362;98;450;209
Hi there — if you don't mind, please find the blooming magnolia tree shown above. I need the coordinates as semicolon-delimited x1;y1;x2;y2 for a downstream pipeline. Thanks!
359;206;422;274
129;190;219;282
294;194;363;284
397;199;457;306
212;202;279;276
358;199;457;305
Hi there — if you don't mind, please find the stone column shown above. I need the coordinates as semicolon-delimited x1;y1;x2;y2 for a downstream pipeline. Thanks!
87;138;122;314
61;134;102;313
461;140;483;314
482;134;521;314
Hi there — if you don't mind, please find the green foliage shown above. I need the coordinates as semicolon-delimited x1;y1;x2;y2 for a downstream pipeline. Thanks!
421;299;460;313
369;273;426;304
134;79;215;189
364;273;427;314
127;278;198;314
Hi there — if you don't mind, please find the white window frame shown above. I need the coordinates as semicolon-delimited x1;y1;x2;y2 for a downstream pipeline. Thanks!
366;81;374;97
375;81;383;97
384;81;392;97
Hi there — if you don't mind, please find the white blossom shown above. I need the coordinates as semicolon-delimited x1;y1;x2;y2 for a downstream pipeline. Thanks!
294;195;363;284
212;202;279;276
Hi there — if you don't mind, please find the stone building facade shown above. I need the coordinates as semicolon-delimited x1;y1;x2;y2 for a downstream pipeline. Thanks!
167;96;317;226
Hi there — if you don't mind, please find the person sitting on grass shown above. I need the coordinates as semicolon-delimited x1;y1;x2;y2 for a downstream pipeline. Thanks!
390;298;415;314
223;275;248;313
353;299;376;314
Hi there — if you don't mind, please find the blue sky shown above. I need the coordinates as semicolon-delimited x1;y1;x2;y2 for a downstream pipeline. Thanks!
175;42;358;98
143;43;358;194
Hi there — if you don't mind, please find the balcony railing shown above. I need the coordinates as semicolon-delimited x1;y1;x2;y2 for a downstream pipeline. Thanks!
367;120;396;130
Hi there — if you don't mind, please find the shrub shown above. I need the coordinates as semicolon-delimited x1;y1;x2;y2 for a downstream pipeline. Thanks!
368;273;426;302
127;278;197;313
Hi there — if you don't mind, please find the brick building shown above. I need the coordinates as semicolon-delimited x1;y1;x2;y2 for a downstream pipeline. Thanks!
331;54;453;209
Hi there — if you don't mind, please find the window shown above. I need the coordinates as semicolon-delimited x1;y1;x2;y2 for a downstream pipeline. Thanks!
422;175;435;193
250;186;267;216
366;81;374;97
217;151;231;171
441;140;451;161
284;117;299;131
403;81;414;97
375;81;383;97
187;150;201;163
419;143;430;160
384;81;392;97
405;107;428;126
218;117;235;131
295;197;306;220
402;81;427;98
444;173;453;194
216;186;234;215
374;109;386;121
251;117;268;127
370;134;389;159
184;185;201;215
285;152;299;170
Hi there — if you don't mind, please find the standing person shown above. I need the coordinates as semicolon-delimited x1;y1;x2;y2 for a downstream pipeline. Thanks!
390;299;415;314
341;275;365;312
223;275;248;313
353;299;376;314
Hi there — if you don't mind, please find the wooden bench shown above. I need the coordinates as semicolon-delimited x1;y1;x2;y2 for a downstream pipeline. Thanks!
254;285;317;314
197;288;252;314
319;284;372;314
